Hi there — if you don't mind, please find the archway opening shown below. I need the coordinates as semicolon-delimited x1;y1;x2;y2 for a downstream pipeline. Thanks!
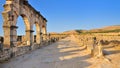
33;22;41;44
33;24;37;43
16;16;26;46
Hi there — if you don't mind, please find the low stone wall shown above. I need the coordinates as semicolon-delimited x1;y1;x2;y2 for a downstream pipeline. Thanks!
0;49;11;61
0;35;67;62
16;46;31;56
0;46;31;62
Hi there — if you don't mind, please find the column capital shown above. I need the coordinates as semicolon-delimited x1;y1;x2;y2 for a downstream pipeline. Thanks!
3;25;18;29
11;25;18;29
26;30;34;32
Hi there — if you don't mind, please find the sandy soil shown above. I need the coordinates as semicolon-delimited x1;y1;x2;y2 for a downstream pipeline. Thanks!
0;35;120;68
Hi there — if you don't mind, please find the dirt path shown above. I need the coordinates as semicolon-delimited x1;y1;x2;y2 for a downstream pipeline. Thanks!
0;35;120;68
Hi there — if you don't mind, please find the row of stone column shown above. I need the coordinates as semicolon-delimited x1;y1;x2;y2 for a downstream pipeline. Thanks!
74;35;104;58
3;25;47;49
1;33;67;50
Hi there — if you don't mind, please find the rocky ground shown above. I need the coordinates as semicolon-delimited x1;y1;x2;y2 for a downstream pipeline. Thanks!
0;35;120;68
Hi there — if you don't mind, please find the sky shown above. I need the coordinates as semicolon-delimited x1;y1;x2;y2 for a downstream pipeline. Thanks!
0;0;120;36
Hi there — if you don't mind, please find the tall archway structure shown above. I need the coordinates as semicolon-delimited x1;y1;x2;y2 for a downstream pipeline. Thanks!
2;0;47;48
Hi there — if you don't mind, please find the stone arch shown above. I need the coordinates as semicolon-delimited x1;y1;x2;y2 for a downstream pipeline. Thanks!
20;14;30;30
16;14;31;46
2;0;47;48
20;14;33;46
2;12;32;48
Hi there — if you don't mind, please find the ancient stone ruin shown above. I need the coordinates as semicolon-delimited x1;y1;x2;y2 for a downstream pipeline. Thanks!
2;0;47;48
0;0;67;61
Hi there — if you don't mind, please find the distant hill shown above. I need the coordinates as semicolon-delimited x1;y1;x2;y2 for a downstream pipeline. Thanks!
63;25;120;34
48;32;60;35
62;30;80;34
89;25;120;33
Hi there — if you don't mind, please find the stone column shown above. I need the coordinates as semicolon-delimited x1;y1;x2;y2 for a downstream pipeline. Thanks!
25;30;34;46
3;25;18;57
2;9;18;48
42;27;47;35
3;25;18;48
41;18;47;44
35;24;42;45
42;27;47;41
36;32;42;45
96;40;103;57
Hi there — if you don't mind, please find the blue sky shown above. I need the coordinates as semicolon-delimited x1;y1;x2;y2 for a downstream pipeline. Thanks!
0;0;120;36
